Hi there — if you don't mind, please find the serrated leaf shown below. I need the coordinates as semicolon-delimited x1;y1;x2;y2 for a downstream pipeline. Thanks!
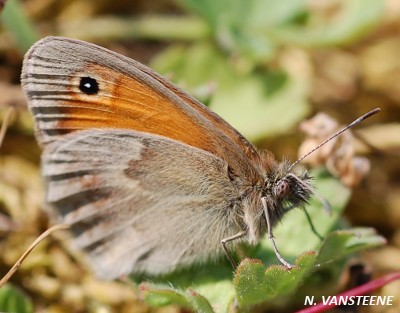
234;253;316;306
140;285;190;308
187;289;216;313
140;283;215;313
134;264;235;313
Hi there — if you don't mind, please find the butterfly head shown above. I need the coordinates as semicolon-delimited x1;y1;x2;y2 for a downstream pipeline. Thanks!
262;161;313;223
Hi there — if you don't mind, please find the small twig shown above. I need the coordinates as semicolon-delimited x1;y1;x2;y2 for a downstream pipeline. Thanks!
0;224;70;288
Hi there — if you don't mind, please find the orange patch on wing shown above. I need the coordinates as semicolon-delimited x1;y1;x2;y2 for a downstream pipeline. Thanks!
57;63;216;153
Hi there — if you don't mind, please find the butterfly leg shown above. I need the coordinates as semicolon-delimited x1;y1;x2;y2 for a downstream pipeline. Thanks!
284;204;324;241
302;207;324;241
221;230;247;269
261;197;294;269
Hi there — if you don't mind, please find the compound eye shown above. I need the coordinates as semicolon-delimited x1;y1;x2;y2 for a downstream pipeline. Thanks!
275;180;291;198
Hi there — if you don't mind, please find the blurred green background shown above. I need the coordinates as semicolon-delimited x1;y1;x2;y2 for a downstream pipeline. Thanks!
0;0;399;312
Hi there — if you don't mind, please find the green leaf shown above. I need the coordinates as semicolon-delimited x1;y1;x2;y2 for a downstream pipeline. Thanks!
140;283;216;313
0;0;39;53
134;264;235;313
177;0;308;31
187;289;217;313
244;0;309;28
0;284;33;313
316;228;386;265
234;253;316;306
269;0;385;47
140;284;192;308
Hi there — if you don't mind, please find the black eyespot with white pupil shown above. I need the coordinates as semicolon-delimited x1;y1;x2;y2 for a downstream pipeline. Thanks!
79;77;99;95
275;180;291;199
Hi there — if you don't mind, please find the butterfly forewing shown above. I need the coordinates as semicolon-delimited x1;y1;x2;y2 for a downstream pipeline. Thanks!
22;37;262;179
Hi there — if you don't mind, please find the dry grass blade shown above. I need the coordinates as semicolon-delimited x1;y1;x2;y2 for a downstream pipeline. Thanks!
0;224;70;288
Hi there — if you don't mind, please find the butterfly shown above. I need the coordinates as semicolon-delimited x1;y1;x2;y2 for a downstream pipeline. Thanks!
21;36;379;279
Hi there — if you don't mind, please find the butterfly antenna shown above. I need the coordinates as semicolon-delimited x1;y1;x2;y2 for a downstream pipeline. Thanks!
288;108;381;172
